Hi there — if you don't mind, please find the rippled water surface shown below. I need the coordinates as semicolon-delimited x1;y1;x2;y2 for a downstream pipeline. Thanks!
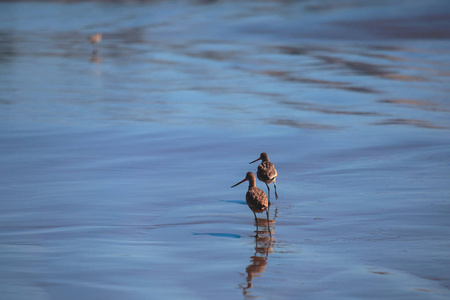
1;1;449;299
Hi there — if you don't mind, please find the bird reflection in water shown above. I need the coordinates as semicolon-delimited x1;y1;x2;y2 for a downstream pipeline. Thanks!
89;53;102;64
239;208;277;298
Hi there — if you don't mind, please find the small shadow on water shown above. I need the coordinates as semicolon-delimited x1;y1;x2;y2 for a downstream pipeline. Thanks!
193;233;241;239
220;200;247;205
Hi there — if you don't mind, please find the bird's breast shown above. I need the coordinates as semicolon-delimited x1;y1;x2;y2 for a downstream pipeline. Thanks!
246;187;268;213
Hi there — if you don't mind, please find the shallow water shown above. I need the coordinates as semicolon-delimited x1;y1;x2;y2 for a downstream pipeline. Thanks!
1;1;449;299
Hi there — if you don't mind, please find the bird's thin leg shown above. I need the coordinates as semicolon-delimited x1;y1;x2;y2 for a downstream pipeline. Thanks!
265;183;271;206
266;209;271;237
253;212;259;237
274;180;278;200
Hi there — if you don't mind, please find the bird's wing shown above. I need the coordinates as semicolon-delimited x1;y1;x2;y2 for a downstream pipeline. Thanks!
259;162;277;181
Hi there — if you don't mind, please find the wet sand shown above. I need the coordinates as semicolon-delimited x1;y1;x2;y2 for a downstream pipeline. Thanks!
0;1;449;299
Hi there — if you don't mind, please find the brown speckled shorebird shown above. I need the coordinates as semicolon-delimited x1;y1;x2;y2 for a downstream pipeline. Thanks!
88;33;102;46
231;172;270;236
250;153;278;204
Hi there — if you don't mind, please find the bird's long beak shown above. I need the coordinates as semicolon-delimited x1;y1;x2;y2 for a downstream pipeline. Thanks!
249;157;260;164
231;178;247;188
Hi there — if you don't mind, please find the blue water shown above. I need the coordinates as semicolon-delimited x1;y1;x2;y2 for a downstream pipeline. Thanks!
1;1;449;299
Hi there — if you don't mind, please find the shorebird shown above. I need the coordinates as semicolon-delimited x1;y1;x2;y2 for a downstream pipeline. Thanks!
88;33;102;46
231;172;270;236
250;153;278;204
